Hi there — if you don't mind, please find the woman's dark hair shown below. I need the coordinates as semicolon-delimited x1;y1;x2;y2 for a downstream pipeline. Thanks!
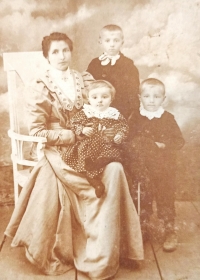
42;32;73;58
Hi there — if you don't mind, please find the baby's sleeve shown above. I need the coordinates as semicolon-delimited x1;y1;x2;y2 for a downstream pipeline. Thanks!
70;110;88;136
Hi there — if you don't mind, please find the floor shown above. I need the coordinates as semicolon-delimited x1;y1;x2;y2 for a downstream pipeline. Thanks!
0;201;200;280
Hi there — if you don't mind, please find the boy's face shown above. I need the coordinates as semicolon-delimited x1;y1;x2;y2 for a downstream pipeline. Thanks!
139;86;165;112
88;87;112;112
99;30;123;56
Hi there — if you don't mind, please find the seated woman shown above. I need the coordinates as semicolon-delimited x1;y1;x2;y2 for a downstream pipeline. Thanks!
4;32;143;279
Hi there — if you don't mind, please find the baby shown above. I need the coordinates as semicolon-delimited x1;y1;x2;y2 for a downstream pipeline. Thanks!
127;78;185;252
62;80;129;198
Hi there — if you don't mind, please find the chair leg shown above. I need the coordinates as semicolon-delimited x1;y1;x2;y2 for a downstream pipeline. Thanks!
75;267;78;280
137;182;141;218
0;235;7;252
12;163;19;206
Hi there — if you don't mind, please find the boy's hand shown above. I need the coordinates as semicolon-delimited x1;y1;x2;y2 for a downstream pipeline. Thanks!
155;142;166;149
82;125;94;137
114;134;123;144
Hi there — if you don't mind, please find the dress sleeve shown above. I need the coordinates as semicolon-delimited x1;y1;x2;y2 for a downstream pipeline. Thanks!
86;59;96;77
25;80;75;145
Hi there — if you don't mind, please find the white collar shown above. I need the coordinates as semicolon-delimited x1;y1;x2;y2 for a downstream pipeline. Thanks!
49;66;71;82
99;52;120;66
83;104;120;119
139;103;165;120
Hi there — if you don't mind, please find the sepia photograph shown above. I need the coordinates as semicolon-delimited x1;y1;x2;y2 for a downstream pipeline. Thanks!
0;0;200;279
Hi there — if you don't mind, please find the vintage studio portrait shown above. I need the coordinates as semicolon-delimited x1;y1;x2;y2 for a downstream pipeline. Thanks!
0;0;200;279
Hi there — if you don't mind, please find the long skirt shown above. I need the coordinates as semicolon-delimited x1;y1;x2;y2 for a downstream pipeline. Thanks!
5;146;143;279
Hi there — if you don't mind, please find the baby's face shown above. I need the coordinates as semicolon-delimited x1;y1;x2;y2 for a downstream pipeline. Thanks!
88;87;112;112
99;30;123;56
140;86;165;112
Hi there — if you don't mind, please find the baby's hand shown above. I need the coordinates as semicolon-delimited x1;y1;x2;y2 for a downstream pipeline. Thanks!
155;142;166;149
82;126;94;137
102;127;115;138
114;134;123;144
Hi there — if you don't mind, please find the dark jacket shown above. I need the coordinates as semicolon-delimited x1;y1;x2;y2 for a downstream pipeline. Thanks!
127;110;185;181
87;53;140;119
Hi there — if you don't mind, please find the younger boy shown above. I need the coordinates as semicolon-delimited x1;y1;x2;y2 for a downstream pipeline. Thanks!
86;24;140;120
127;78;185;251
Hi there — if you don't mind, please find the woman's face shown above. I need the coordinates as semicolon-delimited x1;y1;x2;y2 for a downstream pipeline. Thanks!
47;40;71;71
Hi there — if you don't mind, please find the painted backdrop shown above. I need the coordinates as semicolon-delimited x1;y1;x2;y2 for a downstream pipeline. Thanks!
0;0;200;200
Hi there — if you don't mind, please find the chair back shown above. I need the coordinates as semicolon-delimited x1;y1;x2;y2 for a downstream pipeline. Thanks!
3;52;48;204
3;52;49;134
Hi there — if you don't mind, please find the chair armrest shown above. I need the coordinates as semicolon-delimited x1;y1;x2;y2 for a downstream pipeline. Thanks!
8;129;47;143
8;129;47;164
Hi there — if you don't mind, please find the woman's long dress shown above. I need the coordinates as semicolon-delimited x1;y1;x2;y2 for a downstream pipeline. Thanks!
4;70;143;279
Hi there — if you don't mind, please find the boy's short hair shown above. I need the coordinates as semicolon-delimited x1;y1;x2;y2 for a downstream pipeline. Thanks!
42;32;73;58
87;80;116;100
99;24;124;39
139;78;165;95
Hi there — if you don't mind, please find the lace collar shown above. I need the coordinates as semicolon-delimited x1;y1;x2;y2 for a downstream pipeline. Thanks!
99;52;120;66
139;103;165;120
83;104;120;119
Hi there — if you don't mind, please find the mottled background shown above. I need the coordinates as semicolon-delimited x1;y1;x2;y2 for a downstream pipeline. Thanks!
0;0;200;203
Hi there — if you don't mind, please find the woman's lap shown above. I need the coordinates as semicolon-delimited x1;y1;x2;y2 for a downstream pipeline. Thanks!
5;147;143;278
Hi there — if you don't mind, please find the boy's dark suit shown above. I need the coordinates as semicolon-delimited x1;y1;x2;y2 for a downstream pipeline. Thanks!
87;53;140;119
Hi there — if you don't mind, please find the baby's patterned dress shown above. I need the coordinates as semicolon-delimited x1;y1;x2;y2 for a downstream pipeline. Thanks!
63;104;129;178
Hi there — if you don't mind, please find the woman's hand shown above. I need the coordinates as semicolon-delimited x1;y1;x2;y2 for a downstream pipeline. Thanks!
155;142;166;149
114;134;123;144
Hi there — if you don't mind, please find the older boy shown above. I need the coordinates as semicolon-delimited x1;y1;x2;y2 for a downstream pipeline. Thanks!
86;24;140;119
